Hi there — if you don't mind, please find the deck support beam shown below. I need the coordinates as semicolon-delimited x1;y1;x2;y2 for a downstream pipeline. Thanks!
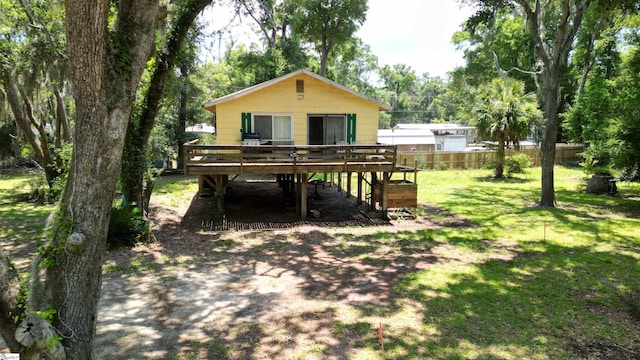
382;172;390;216
295;174;309;220
301;174;308;220
213;175;228;220
357;172;363;205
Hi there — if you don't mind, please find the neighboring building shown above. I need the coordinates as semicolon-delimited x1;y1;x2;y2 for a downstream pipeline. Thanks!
185;123;215;135
203;69;390;146
377;128;435;152
392;123;475;152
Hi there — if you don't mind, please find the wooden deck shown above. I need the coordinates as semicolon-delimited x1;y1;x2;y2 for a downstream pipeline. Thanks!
182;144;416;220
183;144;398;175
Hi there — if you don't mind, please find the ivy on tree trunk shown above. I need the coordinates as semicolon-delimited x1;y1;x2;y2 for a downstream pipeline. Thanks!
120;0;213;210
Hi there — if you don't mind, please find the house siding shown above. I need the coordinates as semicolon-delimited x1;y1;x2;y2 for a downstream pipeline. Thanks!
215;73;380;145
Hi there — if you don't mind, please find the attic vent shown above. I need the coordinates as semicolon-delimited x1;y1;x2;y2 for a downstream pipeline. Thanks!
296;79;304;93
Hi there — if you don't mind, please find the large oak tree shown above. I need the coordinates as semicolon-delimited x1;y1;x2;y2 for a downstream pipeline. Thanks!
1;0;161;358
464;0;591;207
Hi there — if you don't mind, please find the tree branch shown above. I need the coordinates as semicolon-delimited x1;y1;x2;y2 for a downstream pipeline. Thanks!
493;51;541;78
518;0;554;69
241;0;276;48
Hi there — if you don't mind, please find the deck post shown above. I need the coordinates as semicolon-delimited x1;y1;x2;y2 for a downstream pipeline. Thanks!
369;172;378;211
357;172;363;205
381;172;390;214
346;172;352;198
213;175;227;220
300;173;308;220
295;174;300;215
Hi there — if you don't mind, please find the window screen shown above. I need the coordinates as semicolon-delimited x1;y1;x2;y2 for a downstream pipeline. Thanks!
253;114;293;142
253;115;272;140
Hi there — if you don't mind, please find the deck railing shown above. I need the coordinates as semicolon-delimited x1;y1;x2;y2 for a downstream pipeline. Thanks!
183;143;398;175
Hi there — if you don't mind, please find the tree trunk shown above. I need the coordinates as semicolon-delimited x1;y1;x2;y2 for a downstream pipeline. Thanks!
320;35;328;77
121;132;146;209
539;68;559;207
54;85;72;143
1;0;162;358
1;66;58;186
515;0;590;208
0;247;20;352
495;136;505;178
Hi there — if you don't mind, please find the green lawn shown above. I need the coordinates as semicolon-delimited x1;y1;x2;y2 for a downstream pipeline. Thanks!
382;167;640;359
0;171;55;270
2;167;639;359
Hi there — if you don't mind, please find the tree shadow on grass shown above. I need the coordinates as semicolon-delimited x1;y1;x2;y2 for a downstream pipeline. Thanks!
95;225;452;358
384;241;640;359
93;174;640;359
95;217;640;359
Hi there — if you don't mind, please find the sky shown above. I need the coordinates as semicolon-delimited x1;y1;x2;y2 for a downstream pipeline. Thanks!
356;0;476;78
198;1;476;79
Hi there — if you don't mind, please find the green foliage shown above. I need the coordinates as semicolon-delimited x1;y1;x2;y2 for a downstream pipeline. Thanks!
294;0;368;74
564;36;640;182
34;307;57;321
504;153;533;176
580;149;610;173
13;273;30;324
27;142;72;203
38;207;74;268
107;199;151;249
453;10;537;91
608;44;640;181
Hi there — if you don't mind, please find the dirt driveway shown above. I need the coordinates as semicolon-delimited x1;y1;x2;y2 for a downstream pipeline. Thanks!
94;177;449;359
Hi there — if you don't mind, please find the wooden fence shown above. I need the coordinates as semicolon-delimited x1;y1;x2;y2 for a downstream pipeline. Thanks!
397;144;584;170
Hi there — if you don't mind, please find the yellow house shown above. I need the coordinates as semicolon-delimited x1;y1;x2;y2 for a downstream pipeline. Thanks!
185;70;417;221
203;69;390;146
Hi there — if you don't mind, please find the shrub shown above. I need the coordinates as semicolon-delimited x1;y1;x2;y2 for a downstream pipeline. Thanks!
505;153;533;176
433;162;448;171
107;199;151;249
590;166;613;176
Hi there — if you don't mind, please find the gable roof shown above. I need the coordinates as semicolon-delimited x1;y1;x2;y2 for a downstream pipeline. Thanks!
202;69;391;112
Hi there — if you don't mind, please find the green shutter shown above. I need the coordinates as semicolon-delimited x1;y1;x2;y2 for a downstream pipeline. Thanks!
241;112;252;134
347;113;357;144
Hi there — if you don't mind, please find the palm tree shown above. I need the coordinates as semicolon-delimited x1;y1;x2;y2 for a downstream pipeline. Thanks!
474;78;542;178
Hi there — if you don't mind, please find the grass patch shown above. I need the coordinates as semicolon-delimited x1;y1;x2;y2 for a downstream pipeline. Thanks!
0;171;55;270
152;175;199;207
368;167;640;359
